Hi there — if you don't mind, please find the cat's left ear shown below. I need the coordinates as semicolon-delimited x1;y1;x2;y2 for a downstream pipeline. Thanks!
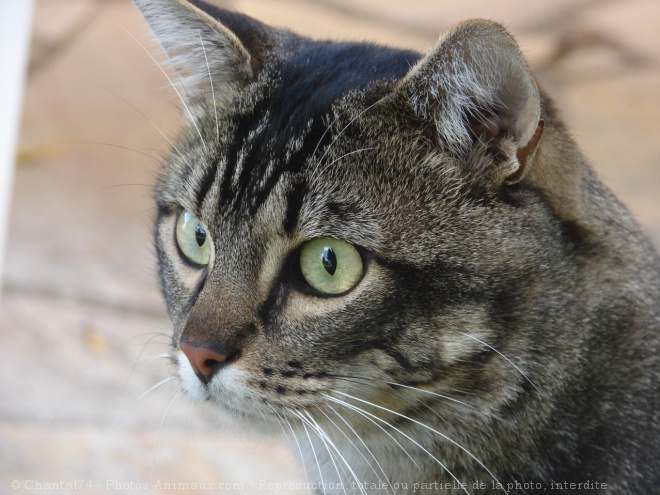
395;19;544;185
134;0;267;113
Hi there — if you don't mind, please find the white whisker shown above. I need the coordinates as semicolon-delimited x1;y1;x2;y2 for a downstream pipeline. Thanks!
134;353;171;364
198;30;219;141
297;410;371;495
285;418;312;485
324;147;377;169
120;25;209;154
269;405;294;448
461;332;542;396
330;391;506;493
298;410;350;495
317;406;394;495
332;376;452;433
311;147;377;190
269;406;310;485
293;411;341;490
316;98;384;167
380;381;469;407
324;394;471;495
72;141;160;165
113;376;175;431
123;332;171;391
300;415;327;495
331;373;470;408
98;84;194;169
329;399;422;472
151;390;182;479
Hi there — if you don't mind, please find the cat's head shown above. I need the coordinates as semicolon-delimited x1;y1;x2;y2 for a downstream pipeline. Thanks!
137;0;557;436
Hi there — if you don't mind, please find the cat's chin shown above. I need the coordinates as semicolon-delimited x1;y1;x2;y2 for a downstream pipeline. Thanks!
205;403;283;439
175;351;283;439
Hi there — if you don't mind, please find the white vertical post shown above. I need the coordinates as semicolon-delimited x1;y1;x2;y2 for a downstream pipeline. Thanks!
0;0;34;291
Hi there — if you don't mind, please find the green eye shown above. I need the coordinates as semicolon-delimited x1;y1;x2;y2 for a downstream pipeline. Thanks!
176;210;211;266
299;238;363;295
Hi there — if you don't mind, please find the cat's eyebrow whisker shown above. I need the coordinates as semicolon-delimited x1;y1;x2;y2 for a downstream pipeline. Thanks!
96;83;194;170
126;206;159;221
85;183;154;197
311;147;378;190
329;391;507;494
323;147;378;169
151;390;182;479
120;26;209;155
316;405;394;495
198;30;219;141
309;114;335;166
460;332;544;397
315;97;384;167
70;141;160;165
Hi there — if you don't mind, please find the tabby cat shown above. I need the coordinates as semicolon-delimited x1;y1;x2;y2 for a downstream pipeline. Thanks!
134;0;660;493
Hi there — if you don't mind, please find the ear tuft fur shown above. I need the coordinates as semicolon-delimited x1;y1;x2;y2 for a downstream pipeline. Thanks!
399;20;541;167
133;0;255;114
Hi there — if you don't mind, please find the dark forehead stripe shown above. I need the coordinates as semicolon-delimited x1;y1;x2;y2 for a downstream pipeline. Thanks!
226;93;332;217
282;180;308;236
227;97;272;205
194;97;270;210
208;38;420;216
247;116;329;216
195;153;220;207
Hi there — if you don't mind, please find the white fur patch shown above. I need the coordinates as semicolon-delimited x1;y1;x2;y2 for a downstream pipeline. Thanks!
176;350;208;401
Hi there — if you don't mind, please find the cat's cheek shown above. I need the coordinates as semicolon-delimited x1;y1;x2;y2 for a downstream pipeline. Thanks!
176;351;209;401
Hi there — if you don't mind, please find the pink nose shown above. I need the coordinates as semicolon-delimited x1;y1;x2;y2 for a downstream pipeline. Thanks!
180;342;229;384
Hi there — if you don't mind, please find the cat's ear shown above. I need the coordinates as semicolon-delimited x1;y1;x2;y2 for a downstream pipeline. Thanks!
396;19;543;184
134;0;265;112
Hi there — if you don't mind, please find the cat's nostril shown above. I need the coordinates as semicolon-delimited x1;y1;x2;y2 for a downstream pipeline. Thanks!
180;342;237;384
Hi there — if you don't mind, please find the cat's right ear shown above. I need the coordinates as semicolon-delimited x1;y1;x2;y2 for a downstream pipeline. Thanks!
392;19;543;186
134;0;265;113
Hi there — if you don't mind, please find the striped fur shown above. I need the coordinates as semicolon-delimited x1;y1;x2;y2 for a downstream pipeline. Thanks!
136;1;660;493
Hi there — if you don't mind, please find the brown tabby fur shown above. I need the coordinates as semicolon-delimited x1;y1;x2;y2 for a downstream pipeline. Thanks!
134;0;660;493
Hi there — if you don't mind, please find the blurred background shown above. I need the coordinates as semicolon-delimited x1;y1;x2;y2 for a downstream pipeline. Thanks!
1;0;659;493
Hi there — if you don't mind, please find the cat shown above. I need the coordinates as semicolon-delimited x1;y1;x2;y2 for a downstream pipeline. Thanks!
133;0;660;493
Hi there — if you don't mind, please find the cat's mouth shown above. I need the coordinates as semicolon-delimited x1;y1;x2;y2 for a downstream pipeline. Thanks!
175;347;421;428
175;349;327;422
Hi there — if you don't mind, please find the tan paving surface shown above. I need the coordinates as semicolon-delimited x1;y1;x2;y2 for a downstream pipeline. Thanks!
3;0;659;493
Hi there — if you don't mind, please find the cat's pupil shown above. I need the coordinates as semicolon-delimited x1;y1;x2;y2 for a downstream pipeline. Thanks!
195;224;207;247
321;247;337;276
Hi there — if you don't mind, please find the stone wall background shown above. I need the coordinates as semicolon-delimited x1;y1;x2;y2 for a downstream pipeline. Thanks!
2;0;659;493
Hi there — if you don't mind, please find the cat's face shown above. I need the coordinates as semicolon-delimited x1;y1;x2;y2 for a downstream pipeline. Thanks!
154;78;462;430
140;0;555;475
